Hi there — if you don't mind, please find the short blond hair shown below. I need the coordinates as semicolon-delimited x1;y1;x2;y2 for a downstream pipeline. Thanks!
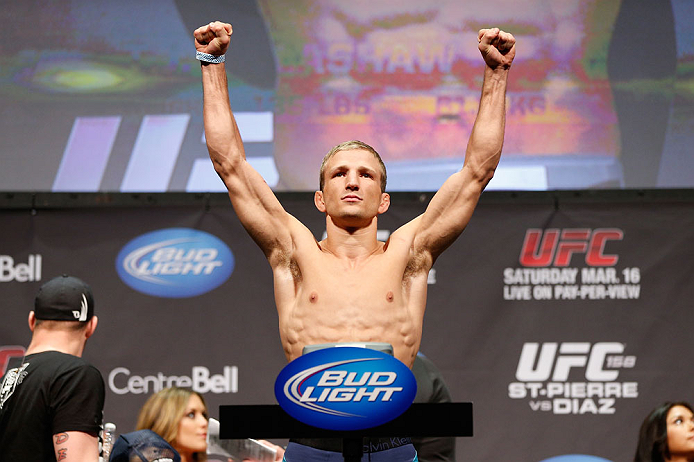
136;387;207;461
319;140;387;192
34;319;87;332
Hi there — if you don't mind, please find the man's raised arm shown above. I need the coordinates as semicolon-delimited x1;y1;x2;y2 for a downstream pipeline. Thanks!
410;28;516;261
195;21;292;259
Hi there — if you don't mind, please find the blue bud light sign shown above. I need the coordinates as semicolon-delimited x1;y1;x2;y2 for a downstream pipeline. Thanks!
274;347;417;431
116;228;234;298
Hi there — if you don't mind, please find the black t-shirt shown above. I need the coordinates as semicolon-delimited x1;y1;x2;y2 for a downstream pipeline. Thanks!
0;350;105;462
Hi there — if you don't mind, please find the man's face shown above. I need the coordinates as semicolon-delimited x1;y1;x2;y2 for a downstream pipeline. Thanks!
316;149;389;223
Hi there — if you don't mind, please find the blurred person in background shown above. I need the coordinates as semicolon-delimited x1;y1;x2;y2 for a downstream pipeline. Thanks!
136;387;283;462
136;387;210;462
634;401;694;462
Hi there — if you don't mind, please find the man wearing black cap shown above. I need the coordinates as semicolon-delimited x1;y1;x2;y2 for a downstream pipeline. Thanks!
0;274;105;462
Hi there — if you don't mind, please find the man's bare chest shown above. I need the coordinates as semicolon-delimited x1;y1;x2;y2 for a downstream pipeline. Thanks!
302;251;408;287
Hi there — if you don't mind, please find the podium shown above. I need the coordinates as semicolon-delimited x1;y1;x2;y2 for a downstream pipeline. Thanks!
219;402;473;462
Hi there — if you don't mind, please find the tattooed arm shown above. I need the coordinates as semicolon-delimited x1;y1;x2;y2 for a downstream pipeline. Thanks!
53;432;99;462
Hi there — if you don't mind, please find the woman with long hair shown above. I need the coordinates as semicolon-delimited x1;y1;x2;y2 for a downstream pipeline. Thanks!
136;387;209;462
634;401;694;462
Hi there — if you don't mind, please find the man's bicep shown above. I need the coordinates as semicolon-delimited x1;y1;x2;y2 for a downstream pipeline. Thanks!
53;431;99;462
226;161;294;254
414;169;483;257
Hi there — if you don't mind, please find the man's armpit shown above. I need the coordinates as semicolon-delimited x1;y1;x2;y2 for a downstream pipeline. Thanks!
403;251;431;281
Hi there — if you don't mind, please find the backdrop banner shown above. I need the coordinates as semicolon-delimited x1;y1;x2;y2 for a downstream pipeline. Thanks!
1;191;693;461
1;0;694;191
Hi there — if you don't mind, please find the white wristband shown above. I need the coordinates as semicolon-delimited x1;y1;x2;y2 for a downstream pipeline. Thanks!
196;51;226;64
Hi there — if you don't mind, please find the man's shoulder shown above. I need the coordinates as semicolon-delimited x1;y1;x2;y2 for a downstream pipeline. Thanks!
286;213;320;243
26;351;102;379
27;350;85;364
389;216;423;244
267;213;318;264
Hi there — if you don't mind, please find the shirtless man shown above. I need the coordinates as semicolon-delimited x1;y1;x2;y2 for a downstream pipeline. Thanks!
194;21;515;369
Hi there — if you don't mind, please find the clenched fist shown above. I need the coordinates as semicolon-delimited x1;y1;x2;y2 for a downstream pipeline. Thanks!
478;28;516;70
194;21;233;57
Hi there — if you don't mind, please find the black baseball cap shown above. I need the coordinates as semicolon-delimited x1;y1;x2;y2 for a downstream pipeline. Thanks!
110;430;181;462
34;274;94;321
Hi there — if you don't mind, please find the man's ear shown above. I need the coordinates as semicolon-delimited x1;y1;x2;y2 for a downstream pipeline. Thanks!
28;311;36;332
378;193;391;215
314;190;326;213
85;316;98;339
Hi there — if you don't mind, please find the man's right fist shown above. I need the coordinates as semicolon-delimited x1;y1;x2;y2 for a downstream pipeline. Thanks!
194;21;232;56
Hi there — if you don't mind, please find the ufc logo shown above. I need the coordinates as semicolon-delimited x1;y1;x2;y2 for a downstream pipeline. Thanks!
519;228;623;267
0;346;26;375
515;342;624;382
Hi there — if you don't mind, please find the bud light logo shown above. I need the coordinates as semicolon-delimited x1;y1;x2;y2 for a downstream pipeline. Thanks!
275;347;416;431
116;228;234;298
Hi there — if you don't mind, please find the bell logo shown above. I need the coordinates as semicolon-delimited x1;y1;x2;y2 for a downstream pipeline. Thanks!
519;228;623;267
